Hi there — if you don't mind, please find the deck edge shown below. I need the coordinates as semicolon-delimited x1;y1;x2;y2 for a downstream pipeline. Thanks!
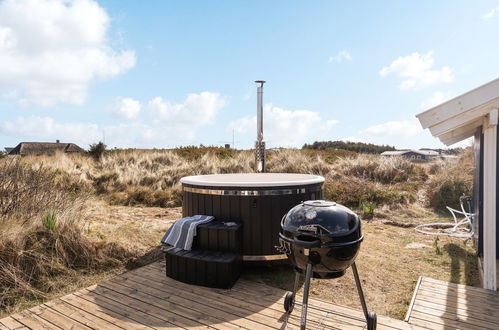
404;276;423;322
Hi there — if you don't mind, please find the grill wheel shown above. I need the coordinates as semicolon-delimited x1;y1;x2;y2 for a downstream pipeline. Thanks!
283;292;295;313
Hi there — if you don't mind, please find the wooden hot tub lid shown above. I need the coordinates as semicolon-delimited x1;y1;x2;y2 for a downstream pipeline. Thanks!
180;173;325;187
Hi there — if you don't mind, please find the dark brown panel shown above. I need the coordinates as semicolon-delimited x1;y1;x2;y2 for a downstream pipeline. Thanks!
229;196;240;222
249;197;260;255
192;192;199;215
204;194;213;218
212;195;221;219
239;196;252;255
270;194;282;256
181;183;323;260
220;196;230;221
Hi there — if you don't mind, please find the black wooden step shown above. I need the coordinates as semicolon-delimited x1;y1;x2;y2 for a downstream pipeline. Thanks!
193;221;242;254
164;247;241;289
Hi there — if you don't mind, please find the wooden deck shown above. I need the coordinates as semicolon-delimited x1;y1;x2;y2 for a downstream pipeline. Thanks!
405;276;499;330
4;261;498;330
0;260;415;330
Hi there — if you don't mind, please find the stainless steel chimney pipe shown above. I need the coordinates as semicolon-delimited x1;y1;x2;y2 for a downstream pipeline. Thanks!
255;80;266;173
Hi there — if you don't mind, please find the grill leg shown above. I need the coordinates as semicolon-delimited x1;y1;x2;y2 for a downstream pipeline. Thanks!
284;270;300;313
300;262;313;330
352;262;377;330
292;270;300;295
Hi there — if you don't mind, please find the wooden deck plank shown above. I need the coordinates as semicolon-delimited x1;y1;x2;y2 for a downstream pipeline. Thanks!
0;317;29;330
73;288;184;330
404;277;422;322
406;276;499;329
77;287;198;329
413;293;499;324
1;260;420;330
59;293;151;330
415;299;499;329
9;310;57;330
232;276;413;329
97;280;242;329
418;283;499;304
421;277;499;300
43;299;124;330
114;271;283;329
138;263;343;329
411;303;497;329
143;261;367;329
22;305;90;330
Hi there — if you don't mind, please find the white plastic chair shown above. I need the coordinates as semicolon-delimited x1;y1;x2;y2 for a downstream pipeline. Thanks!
415;195;475;238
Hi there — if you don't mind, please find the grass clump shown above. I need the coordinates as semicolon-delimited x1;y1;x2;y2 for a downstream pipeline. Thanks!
425;150;473;213
41;212;57;230
0;159;135;314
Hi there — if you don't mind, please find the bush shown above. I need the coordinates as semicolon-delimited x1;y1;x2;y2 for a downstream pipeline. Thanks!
303;140;396;154
336;155;427;184
88;141;107;161
425;151;473;213
0;159;132;312
359;201;376;219
324;177;415;208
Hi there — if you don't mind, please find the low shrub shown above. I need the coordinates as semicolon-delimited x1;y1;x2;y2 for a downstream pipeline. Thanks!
0;159;134;312
359;201;376;219
41;212;57;230
336;155;427;184
324;176;415;208
88;141;107;161
425;150;473;213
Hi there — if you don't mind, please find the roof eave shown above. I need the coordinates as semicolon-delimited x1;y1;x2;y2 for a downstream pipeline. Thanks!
416;77;499;146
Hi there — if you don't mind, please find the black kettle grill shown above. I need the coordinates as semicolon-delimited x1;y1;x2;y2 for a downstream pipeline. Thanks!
276;200;377;330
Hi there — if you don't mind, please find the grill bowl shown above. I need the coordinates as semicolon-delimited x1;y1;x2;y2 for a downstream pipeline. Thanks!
279;200;363;278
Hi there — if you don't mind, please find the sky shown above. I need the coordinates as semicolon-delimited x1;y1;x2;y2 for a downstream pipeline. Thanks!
1;0;499;150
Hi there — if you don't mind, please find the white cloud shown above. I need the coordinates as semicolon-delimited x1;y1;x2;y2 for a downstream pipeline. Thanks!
420;91;455;110
2;91;228;148
482;6;499;20
1;116;101;147
359;119;421;138
0;0;135;106
354;118;441;148
227;104;339;147
328;50;352;63
149;92;226;126
380;51;453;90
111;97;141;120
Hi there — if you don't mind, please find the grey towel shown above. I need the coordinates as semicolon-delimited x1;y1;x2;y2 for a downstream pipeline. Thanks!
161;215;214;250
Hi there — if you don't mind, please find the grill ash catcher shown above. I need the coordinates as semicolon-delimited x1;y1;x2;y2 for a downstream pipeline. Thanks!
277;200;377;330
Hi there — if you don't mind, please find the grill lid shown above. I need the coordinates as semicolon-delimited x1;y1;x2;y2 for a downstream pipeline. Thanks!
282;200;360;237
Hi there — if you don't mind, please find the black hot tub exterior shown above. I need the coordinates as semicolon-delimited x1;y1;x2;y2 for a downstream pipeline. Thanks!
180;173;324;263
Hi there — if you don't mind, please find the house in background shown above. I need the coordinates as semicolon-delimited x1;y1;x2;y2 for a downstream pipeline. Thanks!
7;141;84;156
417;77;499;291
380;149;439;160
4;147;13;154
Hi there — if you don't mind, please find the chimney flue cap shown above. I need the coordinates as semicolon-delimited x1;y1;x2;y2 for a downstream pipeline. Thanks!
255;80;266;86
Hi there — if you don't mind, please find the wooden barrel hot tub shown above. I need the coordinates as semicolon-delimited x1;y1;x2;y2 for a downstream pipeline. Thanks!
180;173;325;263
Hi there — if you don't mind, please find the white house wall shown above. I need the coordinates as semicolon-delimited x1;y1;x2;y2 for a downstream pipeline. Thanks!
483;111;498;290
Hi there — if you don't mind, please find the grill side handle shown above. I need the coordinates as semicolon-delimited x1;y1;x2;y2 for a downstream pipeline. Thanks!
278;233;321;248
